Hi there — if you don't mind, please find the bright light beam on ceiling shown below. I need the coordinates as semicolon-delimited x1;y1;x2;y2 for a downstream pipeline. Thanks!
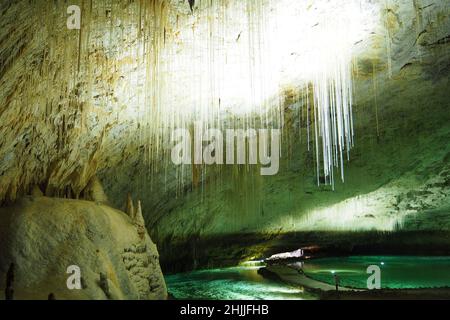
120;0;380;185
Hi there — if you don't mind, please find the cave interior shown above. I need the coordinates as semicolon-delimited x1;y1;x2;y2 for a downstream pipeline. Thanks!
0;0;449;300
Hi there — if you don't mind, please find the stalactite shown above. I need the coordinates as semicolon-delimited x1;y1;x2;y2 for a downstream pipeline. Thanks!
0;0;387;202
130;0;379;190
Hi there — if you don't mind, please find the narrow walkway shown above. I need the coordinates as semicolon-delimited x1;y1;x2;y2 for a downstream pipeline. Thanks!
266;265;361;292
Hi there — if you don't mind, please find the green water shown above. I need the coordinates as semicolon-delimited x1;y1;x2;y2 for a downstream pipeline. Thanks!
166;256;450;299
165;265;315;300
303;256;450;289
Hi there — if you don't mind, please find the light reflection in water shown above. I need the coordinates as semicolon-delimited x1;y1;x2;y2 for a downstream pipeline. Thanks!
303;256;450;289
165;266;316;300
166;256;450;299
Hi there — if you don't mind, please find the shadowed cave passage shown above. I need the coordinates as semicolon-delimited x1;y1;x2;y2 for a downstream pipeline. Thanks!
0;0;449;300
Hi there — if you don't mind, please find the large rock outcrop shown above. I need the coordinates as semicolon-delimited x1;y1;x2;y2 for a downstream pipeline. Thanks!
0;196;167;300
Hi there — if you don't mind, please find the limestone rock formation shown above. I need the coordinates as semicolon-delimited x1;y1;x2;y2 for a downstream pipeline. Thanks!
126;193;135;219
135;200;146;227
81;176;109;204
0;196;167;300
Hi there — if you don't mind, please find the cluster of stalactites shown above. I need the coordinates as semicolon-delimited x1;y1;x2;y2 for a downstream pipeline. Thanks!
138;0;358;189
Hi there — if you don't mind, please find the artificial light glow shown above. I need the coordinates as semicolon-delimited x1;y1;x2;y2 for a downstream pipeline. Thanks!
269;0;378;185
267;188;407;233
267;249;304;261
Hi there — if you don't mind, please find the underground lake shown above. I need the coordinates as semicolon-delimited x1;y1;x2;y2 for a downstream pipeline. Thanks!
165;256;450;300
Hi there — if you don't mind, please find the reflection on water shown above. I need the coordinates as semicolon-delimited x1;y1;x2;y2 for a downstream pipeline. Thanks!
165;265;315;300
303;256;450;289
